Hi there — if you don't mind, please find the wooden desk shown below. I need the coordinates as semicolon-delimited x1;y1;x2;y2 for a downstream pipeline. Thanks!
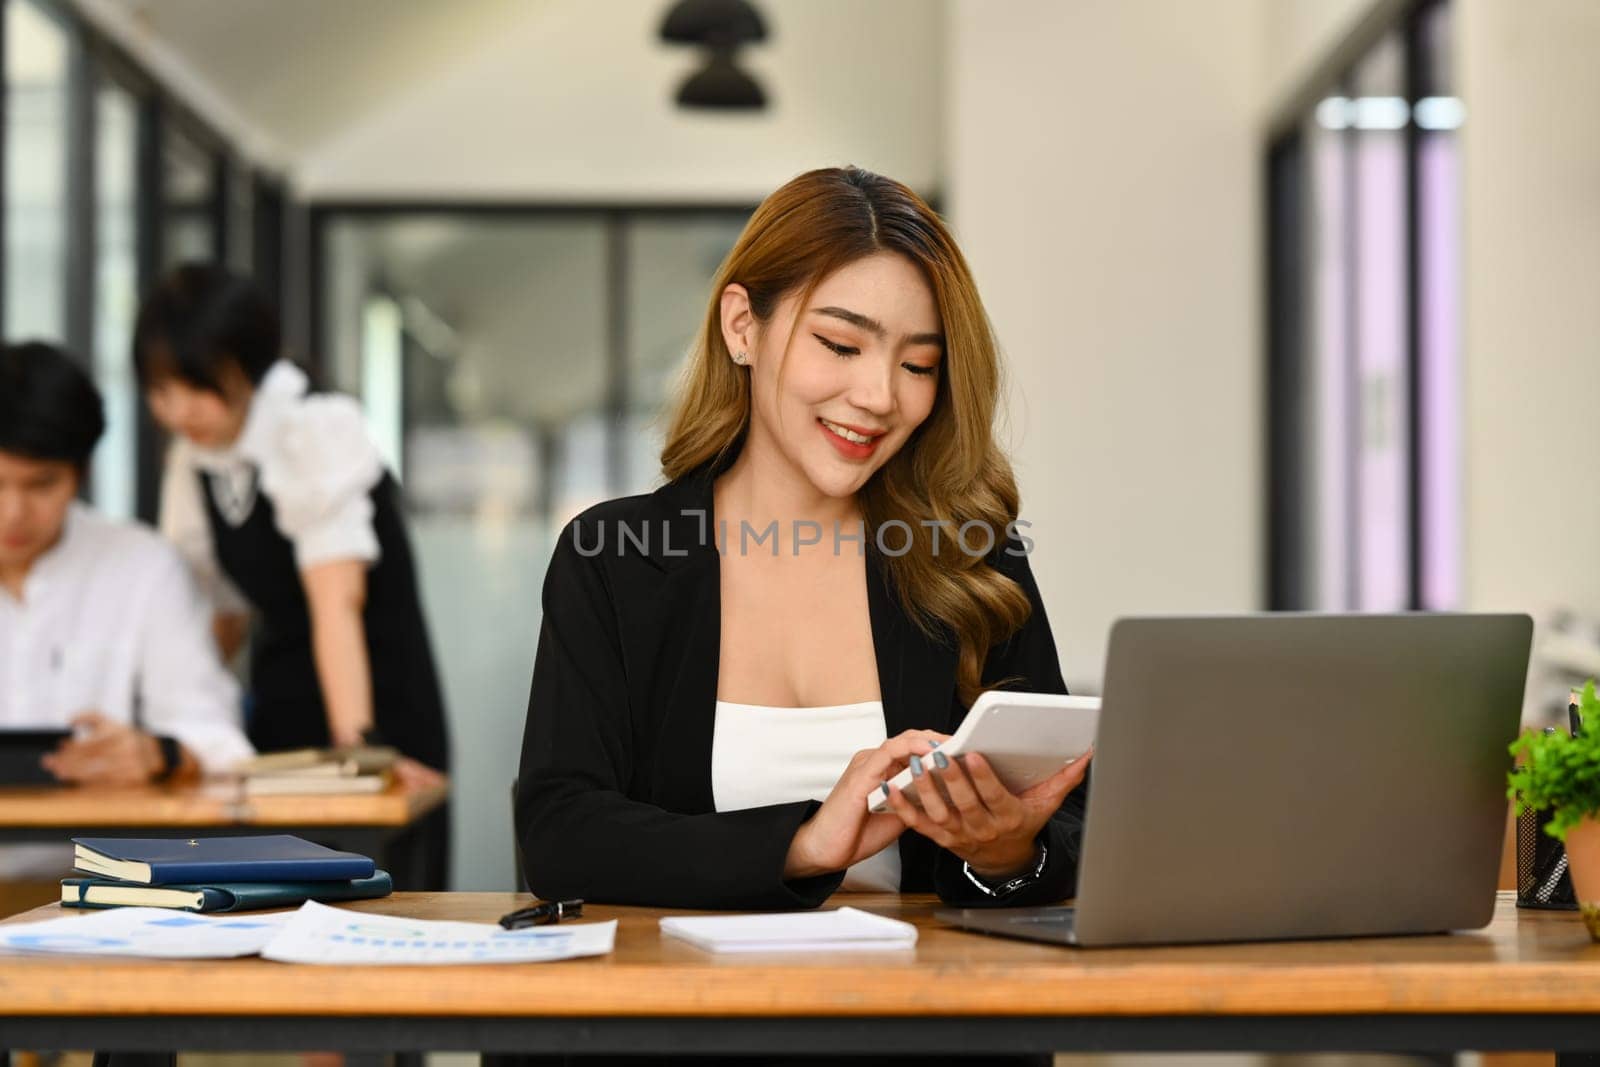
0;778;445;844
0;780;448;898
2;891;1598;1056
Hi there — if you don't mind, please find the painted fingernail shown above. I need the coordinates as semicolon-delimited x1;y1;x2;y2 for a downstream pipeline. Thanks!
910;755;924;777
929;740;941;748
880;781;890;797
933;751;949;770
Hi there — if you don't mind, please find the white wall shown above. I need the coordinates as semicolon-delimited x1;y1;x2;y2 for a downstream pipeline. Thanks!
1261;0;1385;118
297;0;943;201
1457;0;1600;619
947;0;1265;691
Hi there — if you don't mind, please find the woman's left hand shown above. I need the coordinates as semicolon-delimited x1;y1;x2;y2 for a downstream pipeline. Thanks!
884;748;1092;880
391;756;447;792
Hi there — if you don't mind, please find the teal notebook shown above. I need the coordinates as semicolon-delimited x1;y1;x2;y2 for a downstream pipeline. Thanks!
60;870;393;913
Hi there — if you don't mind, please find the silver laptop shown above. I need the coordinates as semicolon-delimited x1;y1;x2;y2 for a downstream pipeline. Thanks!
938;613;1533;947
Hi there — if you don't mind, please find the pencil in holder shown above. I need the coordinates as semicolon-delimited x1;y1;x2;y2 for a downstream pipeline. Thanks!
1516;805;1578;910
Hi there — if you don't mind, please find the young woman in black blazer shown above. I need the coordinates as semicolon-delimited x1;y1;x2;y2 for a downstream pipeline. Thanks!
516;166;1091;914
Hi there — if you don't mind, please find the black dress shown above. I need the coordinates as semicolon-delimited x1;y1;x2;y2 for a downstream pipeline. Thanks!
198;465;453;888
198;466;449;768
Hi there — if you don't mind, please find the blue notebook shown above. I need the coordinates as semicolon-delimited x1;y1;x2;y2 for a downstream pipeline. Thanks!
71;834;376;885
62;871;393;912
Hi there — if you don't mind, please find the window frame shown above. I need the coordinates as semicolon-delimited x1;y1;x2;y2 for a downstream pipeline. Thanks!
1;0;290;521
1264;0;1454;612
307;202;763;502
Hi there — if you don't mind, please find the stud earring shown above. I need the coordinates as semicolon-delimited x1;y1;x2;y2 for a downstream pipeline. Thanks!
732;350;748;365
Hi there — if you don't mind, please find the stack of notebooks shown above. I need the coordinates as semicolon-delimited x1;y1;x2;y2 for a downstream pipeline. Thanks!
239;745;398;796
61;834;393;913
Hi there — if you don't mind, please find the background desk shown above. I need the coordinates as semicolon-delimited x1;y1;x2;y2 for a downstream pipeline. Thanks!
2;891;1599;1057
0;779;448;897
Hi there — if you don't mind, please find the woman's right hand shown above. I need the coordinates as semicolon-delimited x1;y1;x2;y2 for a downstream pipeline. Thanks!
783;729;949;880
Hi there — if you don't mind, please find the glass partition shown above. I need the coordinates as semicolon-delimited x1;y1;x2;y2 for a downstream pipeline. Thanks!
1266;0;1460;613
3;0;71;342
320;208;749;890
621;214;745;493
163;122;218;266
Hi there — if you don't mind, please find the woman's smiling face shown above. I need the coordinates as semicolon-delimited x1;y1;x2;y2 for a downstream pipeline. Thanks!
726;252;945;500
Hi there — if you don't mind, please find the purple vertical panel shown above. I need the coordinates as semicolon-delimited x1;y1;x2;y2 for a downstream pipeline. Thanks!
1418;131;1461;609
1355;126;1410;611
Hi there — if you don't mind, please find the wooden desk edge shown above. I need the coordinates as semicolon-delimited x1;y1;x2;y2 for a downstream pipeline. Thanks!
0;779;448;828
2;892;1600;1018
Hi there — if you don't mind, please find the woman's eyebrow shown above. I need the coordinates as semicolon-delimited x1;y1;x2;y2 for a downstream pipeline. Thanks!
812;305;944;347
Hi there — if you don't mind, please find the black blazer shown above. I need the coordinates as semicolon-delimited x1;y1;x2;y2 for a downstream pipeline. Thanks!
514;461;1088;910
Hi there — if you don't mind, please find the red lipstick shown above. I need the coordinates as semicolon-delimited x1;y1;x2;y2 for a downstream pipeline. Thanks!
817;417;884;461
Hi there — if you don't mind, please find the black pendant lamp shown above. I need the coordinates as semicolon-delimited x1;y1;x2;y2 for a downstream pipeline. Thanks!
659;0;770;111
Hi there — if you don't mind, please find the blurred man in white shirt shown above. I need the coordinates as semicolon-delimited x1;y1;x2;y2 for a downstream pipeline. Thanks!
0;341;254;785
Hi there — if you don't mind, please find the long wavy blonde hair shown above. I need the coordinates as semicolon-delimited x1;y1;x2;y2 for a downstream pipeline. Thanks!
661;166;1031;707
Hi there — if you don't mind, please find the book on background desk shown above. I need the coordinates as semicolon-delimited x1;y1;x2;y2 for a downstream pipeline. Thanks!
660;906;919;953
244;771;390;796
239;746;396;796
241;746;398;776
72;834;377;885
61;870;393;912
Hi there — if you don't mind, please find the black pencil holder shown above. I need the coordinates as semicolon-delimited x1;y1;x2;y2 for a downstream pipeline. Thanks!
1516;805;1579;909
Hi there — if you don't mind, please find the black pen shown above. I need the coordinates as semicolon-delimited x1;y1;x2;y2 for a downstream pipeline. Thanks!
499;898;583;929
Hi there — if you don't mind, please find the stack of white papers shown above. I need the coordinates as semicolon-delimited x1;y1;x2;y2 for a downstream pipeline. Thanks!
0;908;290;958
262;900;617;965
0;901;616;965
660;906;917;953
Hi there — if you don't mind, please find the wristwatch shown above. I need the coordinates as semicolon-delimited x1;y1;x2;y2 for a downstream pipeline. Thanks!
151;734;183;783
962;839;1048;898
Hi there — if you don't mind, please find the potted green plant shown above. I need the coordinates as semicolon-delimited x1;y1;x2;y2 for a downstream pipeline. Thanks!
1508;679;1600;938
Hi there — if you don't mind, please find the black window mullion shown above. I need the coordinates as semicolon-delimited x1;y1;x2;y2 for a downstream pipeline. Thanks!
605;211;628;495
64;20;94;365
1403;4;1427;612
1266;133;1307;611
211;151;230;264
133;94;164;523
307;204;327;383
253;171;284;304
136;101;164;289
62;20;97;505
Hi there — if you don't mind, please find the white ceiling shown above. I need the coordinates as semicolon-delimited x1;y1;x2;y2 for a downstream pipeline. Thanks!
74;0;945;201
97;0;532;156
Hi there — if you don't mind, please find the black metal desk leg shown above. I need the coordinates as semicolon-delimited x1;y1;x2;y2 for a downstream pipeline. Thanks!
91;1053;175;1067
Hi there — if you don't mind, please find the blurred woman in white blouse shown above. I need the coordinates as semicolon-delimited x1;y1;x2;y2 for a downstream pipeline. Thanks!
135;265;451;883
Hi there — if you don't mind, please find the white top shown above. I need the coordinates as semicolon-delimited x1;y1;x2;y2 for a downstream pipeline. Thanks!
711;699;902;892
159;360;385;612
0;504;255;776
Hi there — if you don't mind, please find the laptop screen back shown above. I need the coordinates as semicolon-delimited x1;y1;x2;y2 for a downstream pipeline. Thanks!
1071;613;1531;947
